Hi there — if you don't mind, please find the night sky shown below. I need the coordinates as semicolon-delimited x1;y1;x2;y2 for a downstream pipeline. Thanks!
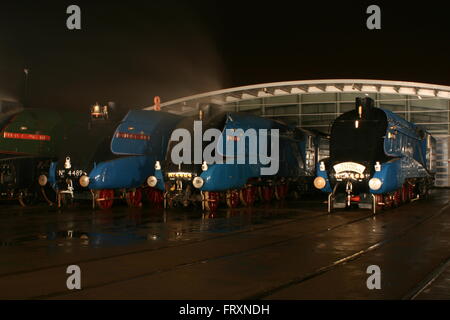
0;0;449;111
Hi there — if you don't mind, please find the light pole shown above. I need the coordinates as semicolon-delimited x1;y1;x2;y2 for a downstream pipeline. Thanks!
23;68;29;106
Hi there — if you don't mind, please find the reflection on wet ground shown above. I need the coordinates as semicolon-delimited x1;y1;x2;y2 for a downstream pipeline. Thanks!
1;190;450;299
0;198;323;249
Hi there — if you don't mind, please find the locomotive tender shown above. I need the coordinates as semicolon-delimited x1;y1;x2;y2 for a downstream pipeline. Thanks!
146;112;328;211
314;97;436;213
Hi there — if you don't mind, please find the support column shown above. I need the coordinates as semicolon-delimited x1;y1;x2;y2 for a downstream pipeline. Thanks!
406;95;411;121
297;94;302;127
261;98;266;116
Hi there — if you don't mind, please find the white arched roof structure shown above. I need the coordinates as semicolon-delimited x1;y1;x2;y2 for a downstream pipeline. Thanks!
143;79;450;113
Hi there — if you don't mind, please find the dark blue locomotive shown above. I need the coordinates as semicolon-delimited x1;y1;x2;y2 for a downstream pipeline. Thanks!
314;97;436;213
146;111;328;211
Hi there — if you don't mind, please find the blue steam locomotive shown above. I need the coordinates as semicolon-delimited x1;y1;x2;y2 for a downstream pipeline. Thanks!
79;109;182;209
314;97;436;213
146;111;328;211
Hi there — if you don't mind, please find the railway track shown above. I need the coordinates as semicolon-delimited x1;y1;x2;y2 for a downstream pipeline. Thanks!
0;192;447;299
24;200;446;299
402;255;450;300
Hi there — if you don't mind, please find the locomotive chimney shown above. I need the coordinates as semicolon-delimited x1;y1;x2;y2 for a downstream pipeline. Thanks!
355;97;375;119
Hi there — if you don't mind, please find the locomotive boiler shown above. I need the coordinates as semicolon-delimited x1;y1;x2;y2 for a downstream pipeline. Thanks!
314;97;436;213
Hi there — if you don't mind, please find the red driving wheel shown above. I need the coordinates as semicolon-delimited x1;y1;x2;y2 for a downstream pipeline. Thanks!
240;186;256;206
393;190;402;207
146;187;164;204
261;186;273;202
226;190;240;208
204;191;220;212
126;188;142;207
96;189;114;210
275;183;289;200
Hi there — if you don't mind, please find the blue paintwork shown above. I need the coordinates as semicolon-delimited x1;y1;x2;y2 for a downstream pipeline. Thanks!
87;110;182;190
370;159;402;194
212;113;306;182
48;161;57;189
371;157;428;194
154;167;165;190
88;155;156;190
111;110;181;156
315;163;332;193
159;112;322;192
200;164;261;191
382;109;432;170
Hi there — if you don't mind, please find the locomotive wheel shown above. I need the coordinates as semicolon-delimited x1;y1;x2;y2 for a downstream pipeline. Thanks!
240;186;257;206
18;189;38;207
226;190;240;208
383;194;393;209
260;186;273;202
126;188;142;208
275;184;289;200
95;189;114;210
146;187;164;205
204;191;219;212
393;190;402;207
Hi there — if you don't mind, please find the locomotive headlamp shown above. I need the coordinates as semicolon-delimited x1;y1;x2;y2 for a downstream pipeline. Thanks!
147;175;158;187
313;176;326;189
79;175;90;188
201;161;208;171
369;178;382;190
38;175;48;187
192;176;204;189
319;161;325;171
64;157;71;169
374;161;381;172
154;161;161;170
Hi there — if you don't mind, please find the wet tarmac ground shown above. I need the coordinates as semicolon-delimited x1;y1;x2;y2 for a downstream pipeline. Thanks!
1;190;450;299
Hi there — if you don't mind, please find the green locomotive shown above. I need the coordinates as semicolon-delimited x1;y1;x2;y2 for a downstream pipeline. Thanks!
0;108;86;206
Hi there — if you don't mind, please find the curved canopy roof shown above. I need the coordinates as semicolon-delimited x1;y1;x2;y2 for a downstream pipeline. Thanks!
143;79;450;114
